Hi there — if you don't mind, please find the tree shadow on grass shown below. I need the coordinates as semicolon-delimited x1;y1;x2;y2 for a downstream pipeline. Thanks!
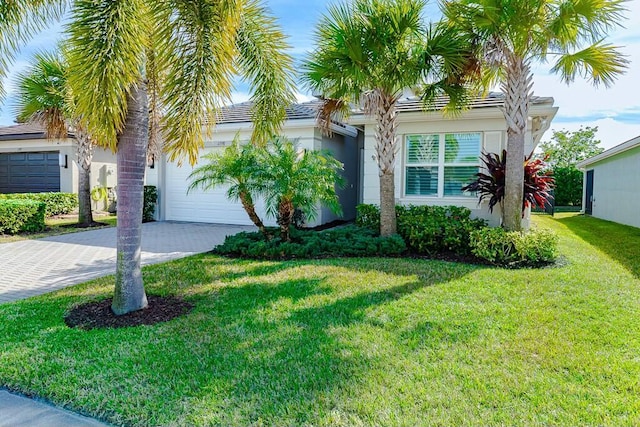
158;258;480;425
556;215;640;279
0;256;482;425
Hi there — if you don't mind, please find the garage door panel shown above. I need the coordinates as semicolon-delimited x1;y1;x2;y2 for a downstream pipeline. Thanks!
164;153;274;225
0;151;60;193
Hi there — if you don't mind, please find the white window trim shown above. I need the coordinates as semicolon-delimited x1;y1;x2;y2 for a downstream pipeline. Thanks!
403;132;483;199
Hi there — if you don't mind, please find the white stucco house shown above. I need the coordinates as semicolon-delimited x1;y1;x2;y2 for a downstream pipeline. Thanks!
1;94;558;227
0;123;119;197
577;135;640;229
156;93;558;227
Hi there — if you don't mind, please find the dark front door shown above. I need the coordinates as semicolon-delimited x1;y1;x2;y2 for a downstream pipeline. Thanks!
585;169;594;215
0;152;61;193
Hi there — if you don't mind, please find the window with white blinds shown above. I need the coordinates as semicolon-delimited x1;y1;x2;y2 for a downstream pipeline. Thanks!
405;132;481;197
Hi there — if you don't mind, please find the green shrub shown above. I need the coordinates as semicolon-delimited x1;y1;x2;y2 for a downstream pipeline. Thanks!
0;192;77;217
512;229;558;263
470;227;558;266
468;227;516;263
215;225;406;260
357;203;486;255
143;186;157;222
0;199;46;234
356;204;381;231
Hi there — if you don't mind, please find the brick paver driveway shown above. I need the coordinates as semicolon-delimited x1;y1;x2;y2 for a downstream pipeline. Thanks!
0;222;253;304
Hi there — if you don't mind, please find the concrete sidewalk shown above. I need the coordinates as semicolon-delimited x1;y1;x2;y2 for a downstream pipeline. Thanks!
0;221;252;304
0;390;109;427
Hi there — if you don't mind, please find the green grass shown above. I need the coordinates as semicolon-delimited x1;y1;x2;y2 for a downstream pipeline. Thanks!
1;214;639;426
0;214;117;244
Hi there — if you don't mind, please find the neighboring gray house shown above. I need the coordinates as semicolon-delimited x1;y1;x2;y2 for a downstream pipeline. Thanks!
0;123;119;197
577;135;640;229
158;93;558;227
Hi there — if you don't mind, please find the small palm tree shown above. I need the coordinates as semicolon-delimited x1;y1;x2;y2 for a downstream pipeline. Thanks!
302;0;477;236
1;0;295;315
188;140;268;237
258;137;345;241
443;0;628;231
15;50;95;227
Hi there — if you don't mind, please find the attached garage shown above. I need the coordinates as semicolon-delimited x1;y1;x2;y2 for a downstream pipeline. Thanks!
159;101;360;227
0;151;60;193
163;147;271;226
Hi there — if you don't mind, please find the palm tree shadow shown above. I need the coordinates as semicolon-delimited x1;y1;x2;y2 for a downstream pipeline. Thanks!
173;257;479;424
556;215;640;279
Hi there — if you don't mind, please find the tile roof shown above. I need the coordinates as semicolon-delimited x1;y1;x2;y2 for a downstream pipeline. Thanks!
0;123;48;140
214;92;554;124
214;100;322;124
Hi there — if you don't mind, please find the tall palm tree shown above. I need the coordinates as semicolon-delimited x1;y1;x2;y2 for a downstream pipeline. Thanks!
443;0;628;231
302;0;477;236
1;0;295;315
15;50;96;227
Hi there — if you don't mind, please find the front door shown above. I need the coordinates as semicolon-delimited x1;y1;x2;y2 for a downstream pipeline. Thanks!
585;169;594;215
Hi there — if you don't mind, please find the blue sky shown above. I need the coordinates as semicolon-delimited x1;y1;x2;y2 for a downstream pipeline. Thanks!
1;0;639;149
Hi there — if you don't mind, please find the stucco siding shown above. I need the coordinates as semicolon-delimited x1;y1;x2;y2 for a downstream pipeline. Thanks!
587;145;640;229
360;115;512;227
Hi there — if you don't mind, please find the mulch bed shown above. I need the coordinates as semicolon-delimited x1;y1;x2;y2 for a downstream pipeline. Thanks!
65;295;194;330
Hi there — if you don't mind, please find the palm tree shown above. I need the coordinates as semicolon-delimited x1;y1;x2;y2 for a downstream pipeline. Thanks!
443;0;628;231
302;0;477;236
257;137;345;241
1;0;295;315
15;50;96;227
188;140;269;237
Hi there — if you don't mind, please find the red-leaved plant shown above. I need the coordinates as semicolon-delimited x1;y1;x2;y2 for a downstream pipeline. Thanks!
462;150;554;220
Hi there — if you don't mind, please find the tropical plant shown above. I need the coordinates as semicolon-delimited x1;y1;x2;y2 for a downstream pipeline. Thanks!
257;137;345;242
463;150;554;223
0;1;295;315
443;0;628;231
302;0;478;236
14;50;96;227
188;141;268;236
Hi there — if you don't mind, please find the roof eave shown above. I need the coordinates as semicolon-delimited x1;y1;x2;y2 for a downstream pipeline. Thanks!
577;135;640;169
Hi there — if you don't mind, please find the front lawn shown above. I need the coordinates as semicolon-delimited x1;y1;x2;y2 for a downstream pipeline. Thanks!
0;214;639;426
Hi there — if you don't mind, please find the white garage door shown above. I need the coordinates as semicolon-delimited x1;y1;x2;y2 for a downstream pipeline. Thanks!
163;148;273;225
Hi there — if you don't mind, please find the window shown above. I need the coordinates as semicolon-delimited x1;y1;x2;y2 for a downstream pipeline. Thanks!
405;132;481;197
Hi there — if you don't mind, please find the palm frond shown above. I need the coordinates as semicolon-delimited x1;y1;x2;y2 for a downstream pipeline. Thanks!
551;41;628;87
13;49;68;139
65;0;149;151
155;0;239;165
0;0;65;99
235;0;296;146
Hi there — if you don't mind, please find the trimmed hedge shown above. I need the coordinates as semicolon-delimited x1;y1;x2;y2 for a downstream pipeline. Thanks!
143;186;157;223
357;204;486;255
0;199;46;234
214;225;406;260
470;227;558;266
0;192;77;217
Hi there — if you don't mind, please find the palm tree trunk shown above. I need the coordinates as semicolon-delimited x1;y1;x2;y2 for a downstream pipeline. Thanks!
75;127;94;226
501;54;532;231
112;82;149;315
370;91;399;236
277;199;294;241
239;191;268;237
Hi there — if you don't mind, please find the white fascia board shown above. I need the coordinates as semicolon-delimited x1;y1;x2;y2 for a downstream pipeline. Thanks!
576;135;640;169
209;119;358;138
347;104;558;126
